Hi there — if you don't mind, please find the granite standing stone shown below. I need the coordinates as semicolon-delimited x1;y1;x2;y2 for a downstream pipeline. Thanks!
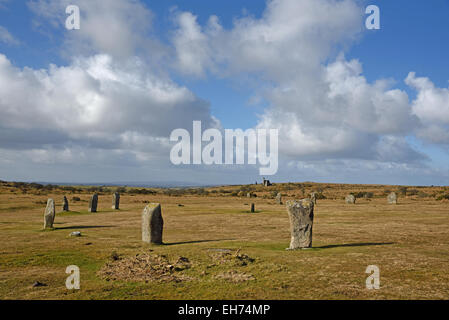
88;193;98;213
251;203;255;213
112;192;120;210
345;194;356;204
44;198;55;229
286;199;314;249
62;196;69;212
142;203;163;244
388;192;397;204
310;192;317;205
276;192;283;205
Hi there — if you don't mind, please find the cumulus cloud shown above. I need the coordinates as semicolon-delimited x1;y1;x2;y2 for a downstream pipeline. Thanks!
0;53;217;155
172;0;427;164
172;0;363;81
0;0;219;175
28;0;167;61
406;72;449;144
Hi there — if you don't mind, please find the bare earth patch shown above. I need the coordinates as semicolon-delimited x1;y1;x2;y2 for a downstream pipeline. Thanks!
209;249;255;266
98;253;193;283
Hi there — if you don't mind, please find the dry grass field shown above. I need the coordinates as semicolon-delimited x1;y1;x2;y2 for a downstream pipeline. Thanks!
0;181;448;300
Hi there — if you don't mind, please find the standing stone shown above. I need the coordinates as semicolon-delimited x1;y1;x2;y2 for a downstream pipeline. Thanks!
44;199;55;229
345;194;356;204
88;193;98;213
310;192;317;205
142;203;163;244
62;196;69;212
112;192;120;210
251;203;255;213
286;199;314;249
388;192;397;204
247;192;252;198
276;192;283;205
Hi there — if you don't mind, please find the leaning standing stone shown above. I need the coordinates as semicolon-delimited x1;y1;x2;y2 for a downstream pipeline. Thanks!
345;194;356;204
276;192;282;205
388;192;397;204
44;199;55;229
142;203;163;244
112;192;120;210
62;196;69;212
286;199;314;249
88;193;98;212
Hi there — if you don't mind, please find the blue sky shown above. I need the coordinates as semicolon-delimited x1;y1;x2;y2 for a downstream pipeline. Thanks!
0;0;448;185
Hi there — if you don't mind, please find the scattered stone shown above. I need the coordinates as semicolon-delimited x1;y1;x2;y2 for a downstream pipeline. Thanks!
286;199;314;249
32;281;47;288
310;192;317;204
345;194;356;204
251;203;255;213
62;196;69;212
276;192;283;205
88;193;98;213
142;203;164;244
70;231;81;237
112;192;120;210
84;242;93;246
388;192;397;204
44;198;55;229
178;204;184;207
173;257;191;271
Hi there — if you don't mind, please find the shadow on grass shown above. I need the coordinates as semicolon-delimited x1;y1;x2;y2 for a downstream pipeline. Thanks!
164;239;236;246
54;225;115;230
315;242;394;249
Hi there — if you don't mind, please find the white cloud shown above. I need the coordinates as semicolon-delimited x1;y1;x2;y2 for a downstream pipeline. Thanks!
406;72;449;144
0;25;19;45
0;53;217;160
28;0;167;61
172;0;363;81
172;0;425;163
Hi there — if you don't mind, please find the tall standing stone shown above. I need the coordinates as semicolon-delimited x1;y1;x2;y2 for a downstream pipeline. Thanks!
286;199;314;249
112;192;120;210
44;199;55;229
247;192;252;198
251;203;255;213
310;192;317;205
388;192;397;204
276;192;282;205
345;194;356;204
142;203;163;244
62;196;69;212
88;193;98;213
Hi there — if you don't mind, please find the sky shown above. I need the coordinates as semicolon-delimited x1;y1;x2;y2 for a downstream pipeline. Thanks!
0;0;448;186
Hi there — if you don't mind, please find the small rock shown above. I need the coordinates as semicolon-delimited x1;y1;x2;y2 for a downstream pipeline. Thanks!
70;231;82;237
